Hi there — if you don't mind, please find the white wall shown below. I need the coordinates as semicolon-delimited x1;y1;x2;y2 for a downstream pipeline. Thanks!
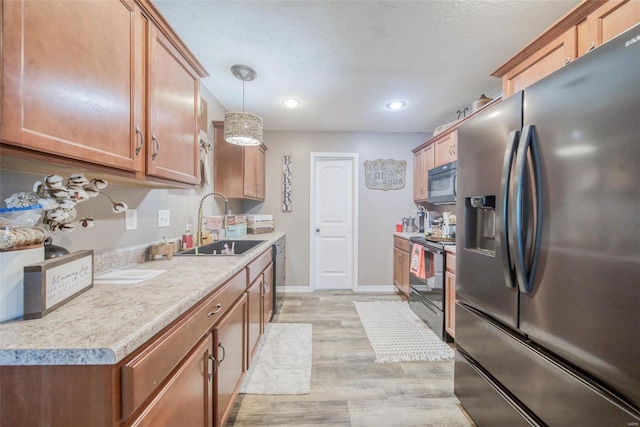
261;130;428;288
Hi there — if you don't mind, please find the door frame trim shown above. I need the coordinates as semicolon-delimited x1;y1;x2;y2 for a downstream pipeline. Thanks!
309;152;359;291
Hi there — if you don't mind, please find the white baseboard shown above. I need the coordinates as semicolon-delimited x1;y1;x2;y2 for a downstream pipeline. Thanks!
277;285;396;293
277;286;314;293
353;285;396;293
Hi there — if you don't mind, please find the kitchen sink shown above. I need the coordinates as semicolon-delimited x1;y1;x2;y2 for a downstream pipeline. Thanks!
175;240;266;256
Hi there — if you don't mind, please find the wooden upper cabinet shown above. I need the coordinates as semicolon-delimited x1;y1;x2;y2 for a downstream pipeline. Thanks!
255;146;266;200
1;0;207;187
413;144;433;202
1;0;144;172
145;23;200;185
434;130;458;167
214;121;267;200
493;0;639;98
501;28;577;98
582;0;640;54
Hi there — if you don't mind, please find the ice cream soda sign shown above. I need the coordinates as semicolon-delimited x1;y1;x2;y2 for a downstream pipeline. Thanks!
364;159;406;190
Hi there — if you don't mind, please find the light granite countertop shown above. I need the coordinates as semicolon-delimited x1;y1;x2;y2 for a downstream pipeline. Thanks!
393;232;423;240
0;233;285;366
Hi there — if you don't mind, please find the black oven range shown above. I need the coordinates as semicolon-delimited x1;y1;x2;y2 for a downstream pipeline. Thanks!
408;236;455;341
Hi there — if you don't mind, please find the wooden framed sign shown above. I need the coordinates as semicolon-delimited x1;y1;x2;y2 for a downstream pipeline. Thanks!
23;250;94;319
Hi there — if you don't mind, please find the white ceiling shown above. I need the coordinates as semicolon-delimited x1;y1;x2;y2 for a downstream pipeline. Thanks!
155;0;580;134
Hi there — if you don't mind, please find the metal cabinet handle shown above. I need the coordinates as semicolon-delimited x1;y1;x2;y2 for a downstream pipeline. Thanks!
586;42;595;53
151;134;160;160
563;57;571;66
207;303;222;317
134;125;144;156
208;354;217;380
218;343;226;366
315;228;320;232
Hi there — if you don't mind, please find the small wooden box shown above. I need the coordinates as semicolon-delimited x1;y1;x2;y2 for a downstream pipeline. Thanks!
23;250;94;319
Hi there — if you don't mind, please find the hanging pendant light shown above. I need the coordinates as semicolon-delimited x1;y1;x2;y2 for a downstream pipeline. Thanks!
224;65;263;146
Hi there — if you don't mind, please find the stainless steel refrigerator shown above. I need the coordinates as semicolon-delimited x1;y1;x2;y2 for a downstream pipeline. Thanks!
454;24;640;426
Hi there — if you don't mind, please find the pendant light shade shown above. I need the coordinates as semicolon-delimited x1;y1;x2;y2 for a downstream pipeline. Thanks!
224;65;263;146
224;111;263;146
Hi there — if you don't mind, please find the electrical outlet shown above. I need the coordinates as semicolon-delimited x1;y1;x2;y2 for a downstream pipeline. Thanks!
125;209;137;231
157;210;170;228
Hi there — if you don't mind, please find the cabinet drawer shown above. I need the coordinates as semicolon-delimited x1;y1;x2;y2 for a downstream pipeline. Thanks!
446;252;456;274
393;236;410;253
246;248;272;285
121;269;246;419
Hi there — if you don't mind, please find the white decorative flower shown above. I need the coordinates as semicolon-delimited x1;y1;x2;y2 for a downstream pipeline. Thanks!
112;202;128;213
91;178;108;190
11;173;129;233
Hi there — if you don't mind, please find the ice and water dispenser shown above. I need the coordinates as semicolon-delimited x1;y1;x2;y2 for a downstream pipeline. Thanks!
464;195;496;255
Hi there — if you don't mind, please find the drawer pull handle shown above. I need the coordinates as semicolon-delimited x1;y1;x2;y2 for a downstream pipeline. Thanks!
218;343;226;365
207;303;223;317
586;42;595;53
563;57;571;66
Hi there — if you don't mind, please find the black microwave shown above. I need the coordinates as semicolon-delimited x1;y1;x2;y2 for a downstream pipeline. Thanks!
427;161;457;205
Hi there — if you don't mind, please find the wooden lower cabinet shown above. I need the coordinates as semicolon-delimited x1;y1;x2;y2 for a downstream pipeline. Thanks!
130;335;213;427
445;251;457;340
392;236;411;298
262;263;274;330
214;294;247;427
0;251;277;427
247;262;274;367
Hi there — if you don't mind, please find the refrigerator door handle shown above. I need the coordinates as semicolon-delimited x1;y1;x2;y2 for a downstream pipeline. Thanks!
500;130;520;288
511;125;543;294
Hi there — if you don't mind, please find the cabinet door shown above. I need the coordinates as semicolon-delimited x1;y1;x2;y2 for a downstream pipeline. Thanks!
393;248;410;298
243;146;258;198
400;250;410;296
413;151;425;202
423;144;435;197
262;263;274;329
130;335;213;427
214;295;246;427
502;28;576;98
434;131;458;167
445;271;456;339
255;146;266;200
247;277;262;366
584;0;640;54
146;24;200;185
2;0;143;171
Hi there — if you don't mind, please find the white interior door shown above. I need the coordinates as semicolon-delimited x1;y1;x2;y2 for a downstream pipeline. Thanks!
310;153;358;290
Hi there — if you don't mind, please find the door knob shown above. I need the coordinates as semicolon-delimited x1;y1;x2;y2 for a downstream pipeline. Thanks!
315;228;320;232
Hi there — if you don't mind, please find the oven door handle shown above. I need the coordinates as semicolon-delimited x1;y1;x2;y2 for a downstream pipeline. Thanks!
412;243;442;255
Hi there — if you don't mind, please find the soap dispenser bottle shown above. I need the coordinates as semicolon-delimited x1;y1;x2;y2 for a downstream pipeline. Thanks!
182;224;194;250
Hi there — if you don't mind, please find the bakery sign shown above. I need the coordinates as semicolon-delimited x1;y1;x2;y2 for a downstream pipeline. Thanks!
364;159;406;191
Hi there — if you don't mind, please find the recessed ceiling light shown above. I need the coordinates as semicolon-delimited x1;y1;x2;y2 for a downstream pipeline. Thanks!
386;100;406;110
283;98;301;108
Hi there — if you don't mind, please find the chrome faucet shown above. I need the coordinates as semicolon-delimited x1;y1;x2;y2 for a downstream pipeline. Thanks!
197;192;228;246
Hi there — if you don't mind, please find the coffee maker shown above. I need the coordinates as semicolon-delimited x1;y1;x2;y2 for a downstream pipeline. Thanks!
417;207;427;233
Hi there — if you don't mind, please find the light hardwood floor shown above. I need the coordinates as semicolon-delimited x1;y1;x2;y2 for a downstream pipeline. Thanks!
226;291;475;427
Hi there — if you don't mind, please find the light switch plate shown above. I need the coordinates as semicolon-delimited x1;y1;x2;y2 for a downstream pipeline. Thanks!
125;209;137;231
157;210;170;228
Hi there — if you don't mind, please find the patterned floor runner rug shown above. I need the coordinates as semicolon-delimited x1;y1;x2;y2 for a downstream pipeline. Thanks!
353;301;455;363
240;323;312;395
